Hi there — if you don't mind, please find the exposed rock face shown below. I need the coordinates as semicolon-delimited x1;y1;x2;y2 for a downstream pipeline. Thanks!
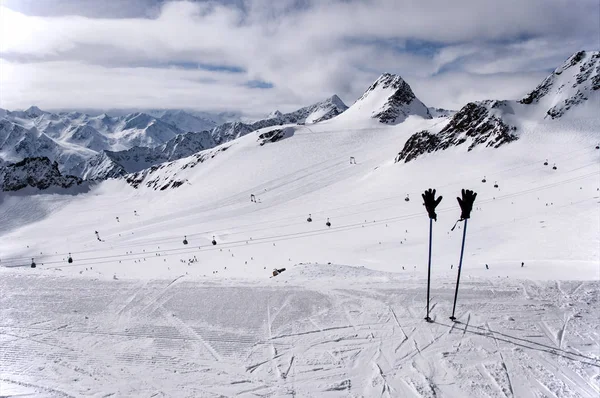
394;131;441;163
396;51;599;163
0;157;83;191
257;127;295;146
395;101;518;163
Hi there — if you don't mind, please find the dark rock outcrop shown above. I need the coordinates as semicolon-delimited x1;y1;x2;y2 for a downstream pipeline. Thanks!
0;157;83;191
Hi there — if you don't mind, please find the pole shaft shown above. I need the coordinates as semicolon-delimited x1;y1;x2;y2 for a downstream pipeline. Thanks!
426;218;433;319
450;219;468;320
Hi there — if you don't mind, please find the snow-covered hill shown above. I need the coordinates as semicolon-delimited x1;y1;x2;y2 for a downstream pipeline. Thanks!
396;51;599;163
335;73;432;124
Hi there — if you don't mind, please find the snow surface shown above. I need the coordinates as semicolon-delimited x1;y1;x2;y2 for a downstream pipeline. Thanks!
0;108;598;396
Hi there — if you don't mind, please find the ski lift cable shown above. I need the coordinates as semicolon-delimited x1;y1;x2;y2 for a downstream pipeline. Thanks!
40;194;599;271
98;144;599;244
6;170;597;268
93;151;600;250
2;165;597;265
89;157;600;249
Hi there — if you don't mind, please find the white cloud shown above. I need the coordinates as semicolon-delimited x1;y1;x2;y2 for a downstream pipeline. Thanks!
0;0;597;115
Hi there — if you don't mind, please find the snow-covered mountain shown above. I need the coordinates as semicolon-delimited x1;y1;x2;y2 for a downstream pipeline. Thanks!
335;73;432;124
0;156;83;192
145;109;217;132
208;95;348;145
72;131;216;180
519;50;599;118
262;95;349;125
0;108;186;172
0;96;349;179
396;50;599;163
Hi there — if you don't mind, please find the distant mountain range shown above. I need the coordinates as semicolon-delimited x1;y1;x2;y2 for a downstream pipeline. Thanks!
1;50;597;192
0;95;350;180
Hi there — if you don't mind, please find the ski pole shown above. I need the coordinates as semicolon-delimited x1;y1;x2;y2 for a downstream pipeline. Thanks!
421;188;442;323
450;218;468;321
425;217;433;322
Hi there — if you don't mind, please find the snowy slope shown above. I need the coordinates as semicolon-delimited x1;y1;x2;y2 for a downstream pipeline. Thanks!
335;73;432;124
0;111;598;396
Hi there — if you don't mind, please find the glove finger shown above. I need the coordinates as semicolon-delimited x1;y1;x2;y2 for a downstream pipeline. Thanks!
435;196;442;206
457;197;463;207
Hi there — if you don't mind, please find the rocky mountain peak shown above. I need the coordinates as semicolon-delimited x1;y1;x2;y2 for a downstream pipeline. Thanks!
519;50;599;118
344;73;431;124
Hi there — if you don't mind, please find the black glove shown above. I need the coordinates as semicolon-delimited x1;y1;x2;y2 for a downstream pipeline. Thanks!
422;188;443;221
457;189;477;219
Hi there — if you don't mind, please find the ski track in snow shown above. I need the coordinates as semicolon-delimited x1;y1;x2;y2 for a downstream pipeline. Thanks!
0;274;598;397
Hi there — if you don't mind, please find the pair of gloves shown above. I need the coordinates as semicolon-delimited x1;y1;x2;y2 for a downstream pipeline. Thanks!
422;188;477;221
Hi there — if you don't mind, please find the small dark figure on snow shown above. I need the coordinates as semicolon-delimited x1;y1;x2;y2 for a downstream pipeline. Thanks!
521;262;524;267
272;268;286;277
250;194;256;203
485;264;489;270
350;156;356;164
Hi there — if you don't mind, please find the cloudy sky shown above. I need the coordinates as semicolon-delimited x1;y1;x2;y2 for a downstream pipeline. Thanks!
0;0;598;118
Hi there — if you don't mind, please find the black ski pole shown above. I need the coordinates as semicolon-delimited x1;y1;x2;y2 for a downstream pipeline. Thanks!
425;217;433;322
450;188;477;321
450;218;467;321
422;188;442;323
